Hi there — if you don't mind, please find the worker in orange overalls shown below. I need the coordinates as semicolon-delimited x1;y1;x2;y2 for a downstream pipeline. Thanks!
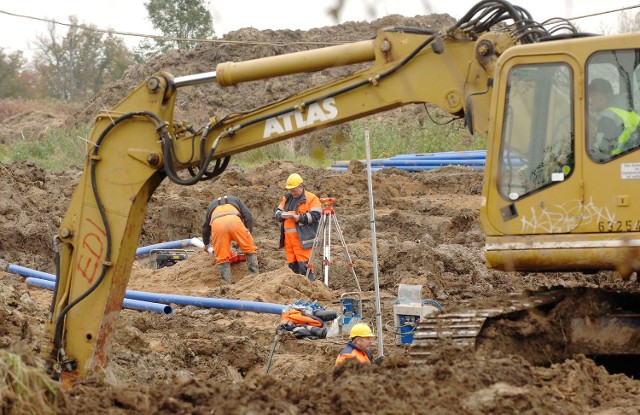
275;173;322;281
202;195;259;284
335;323;377;366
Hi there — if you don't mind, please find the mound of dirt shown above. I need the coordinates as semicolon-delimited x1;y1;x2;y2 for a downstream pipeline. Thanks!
2;13;640;415
0;111;66;144
2;157;640;414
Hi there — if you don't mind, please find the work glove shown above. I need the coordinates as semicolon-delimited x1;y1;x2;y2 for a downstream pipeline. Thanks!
374;356;385;365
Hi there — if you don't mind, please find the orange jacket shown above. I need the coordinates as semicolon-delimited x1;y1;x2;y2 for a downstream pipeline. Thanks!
202;195;254;245
275;190;321;249
335;341;374;366
209;203;241;226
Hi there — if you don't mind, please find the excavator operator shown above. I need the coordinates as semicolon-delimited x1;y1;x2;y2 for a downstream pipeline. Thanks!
588;78;640;162
275;173;321;281
202;195;259;284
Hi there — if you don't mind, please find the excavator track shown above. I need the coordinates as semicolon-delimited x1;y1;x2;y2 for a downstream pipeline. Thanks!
410;289;566;363
409;288;640;365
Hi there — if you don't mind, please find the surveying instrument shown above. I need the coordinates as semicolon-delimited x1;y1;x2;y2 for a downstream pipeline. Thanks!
306;197;364;337
306;197;361;291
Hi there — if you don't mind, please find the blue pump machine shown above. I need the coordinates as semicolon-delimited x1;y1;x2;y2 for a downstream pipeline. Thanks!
393;284;442;345
327;291;363;337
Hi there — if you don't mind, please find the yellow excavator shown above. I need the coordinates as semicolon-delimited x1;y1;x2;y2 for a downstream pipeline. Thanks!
46;0;640;380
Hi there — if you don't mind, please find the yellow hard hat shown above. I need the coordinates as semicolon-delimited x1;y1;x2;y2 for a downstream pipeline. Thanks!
349;323;375;339
285;173;304;189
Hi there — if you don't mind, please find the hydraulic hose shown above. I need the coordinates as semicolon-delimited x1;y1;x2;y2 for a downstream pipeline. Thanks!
422;299;444;312
49;235;61;320
51;111;163;351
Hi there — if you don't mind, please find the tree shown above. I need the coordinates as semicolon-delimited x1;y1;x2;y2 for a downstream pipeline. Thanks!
136;0;214;60
0;48;42;99
616;9;640;34
33;17;134;102
0;49;24;98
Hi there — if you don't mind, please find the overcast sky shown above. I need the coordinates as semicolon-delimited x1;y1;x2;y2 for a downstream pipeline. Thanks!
0;0;635;59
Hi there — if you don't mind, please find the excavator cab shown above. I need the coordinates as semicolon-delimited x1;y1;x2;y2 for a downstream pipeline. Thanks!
434;36;640;375
481;35;640;277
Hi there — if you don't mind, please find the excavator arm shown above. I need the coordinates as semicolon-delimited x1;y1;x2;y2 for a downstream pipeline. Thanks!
45;0;580;379
163;29;510;162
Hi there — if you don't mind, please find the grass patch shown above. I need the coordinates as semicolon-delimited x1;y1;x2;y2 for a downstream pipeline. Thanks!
0;350;58;415
234;115;484;167
330;118;485;162
0;125;89;171
233;140;327;168
0;113;485;172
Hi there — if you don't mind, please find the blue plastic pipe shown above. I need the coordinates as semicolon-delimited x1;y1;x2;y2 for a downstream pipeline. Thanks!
8;265;55;282
330;159;485;167
136;239;194;256
388;157;486;162
331;160;486;167
329;165;484;172
366;159;486;166
331;150;487;166
25;277;173;315
123;290;285;314
8;264;285;315
390;150;487;159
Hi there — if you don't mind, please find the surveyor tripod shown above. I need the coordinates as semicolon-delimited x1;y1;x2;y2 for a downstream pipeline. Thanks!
306;197;361;291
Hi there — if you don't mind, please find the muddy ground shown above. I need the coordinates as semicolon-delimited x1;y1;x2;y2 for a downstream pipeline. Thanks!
2;13;640;415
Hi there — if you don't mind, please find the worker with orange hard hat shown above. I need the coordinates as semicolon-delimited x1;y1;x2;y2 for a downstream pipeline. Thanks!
275;173;321;280
335;323;377;366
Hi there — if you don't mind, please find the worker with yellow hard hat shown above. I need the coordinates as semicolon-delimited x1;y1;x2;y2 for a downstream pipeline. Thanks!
335;323;377;366
275;173;322;280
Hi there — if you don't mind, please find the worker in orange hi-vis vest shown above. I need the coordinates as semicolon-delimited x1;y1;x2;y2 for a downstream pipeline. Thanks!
202;195;258;284
335;323;382;366
274;173;322;281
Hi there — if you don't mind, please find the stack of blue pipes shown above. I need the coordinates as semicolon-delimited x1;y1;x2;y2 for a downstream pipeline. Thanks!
330;150;486;172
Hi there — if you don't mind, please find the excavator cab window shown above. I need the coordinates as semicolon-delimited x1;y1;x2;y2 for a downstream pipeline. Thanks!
498;63;574;201
586;49;640;163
